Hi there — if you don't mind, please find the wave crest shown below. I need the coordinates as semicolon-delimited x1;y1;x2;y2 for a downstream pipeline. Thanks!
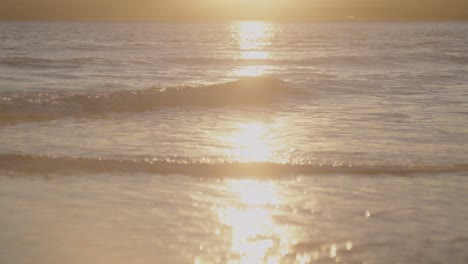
1;154;466;177
0;76;301;123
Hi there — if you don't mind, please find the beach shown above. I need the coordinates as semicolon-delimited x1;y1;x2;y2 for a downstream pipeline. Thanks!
1;21;468;263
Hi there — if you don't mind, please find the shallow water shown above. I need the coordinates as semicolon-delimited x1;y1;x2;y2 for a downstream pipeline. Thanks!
1;21;468;263
1;173;468;264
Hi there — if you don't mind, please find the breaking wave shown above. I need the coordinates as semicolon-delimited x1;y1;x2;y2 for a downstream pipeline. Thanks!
1;154;466;177
0;76;302;123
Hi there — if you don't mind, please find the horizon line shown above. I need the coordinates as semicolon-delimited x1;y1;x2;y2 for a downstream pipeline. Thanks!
1;18;468;23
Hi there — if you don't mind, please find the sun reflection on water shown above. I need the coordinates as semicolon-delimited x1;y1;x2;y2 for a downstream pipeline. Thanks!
228;179;278;207
231;21;275;77
240;51;271;60
233;21;274;50
224;123;274;163
217;179;282;264
232;66;270;77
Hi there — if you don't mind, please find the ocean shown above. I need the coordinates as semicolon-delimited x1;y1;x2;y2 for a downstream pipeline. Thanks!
0;21;467;263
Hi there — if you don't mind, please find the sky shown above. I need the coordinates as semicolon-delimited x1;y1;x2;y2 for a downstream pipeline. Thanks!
1;0;467;21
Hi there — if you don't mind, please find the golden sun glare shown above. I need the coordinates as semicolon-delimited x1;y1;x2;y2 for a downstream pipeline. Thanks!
217;179;282;264
231;21;275;77
225;123;274;163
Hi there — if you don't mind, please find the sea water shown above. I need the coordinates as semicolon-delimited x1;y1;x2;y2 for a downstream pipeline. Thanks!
0;21;468;263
